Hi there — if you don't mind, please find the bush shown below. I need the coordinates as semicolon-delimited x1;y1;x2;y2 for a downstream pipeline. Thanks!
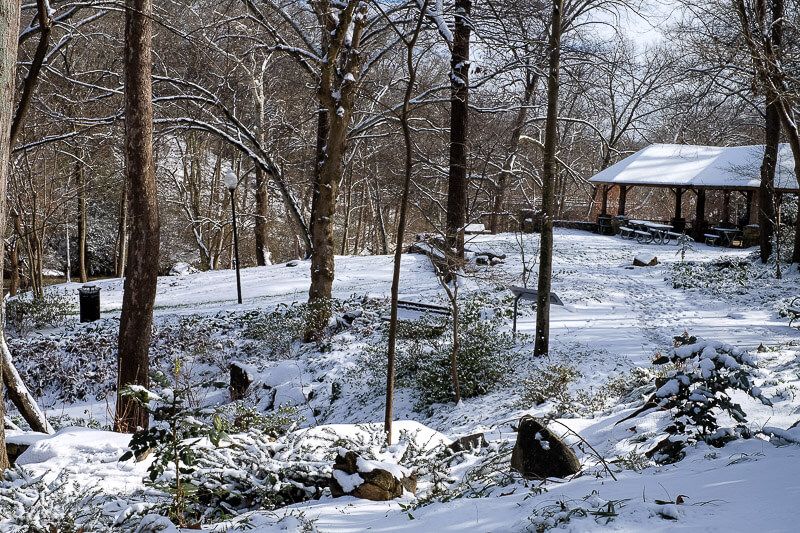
394;296;515;406
521;365;653;418
0;468;116;532
668;259;751;293
6;290;74;334
240;303;313;357
647;333;771;463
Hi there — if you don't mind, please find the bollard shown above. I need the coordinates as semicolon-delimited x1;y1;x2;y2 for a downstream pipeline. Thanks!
78;284;101;323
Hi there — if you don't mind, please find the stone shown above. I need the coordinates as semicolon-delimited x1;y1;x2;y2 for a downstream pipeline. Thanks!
448;432;488;453
510;416;581;479
330;450;416;501
6;442;28;465
286;260;300;267
229;362;253;401
633;254;658;267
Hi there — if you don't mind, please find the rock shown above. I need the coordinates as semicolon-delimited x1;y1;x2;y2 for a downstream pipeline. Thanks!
448;432;488;452
633;254;658;267
510;416;580;479
229;362;253;401
286;260;300;267
6;442;29;465
330;450;416;501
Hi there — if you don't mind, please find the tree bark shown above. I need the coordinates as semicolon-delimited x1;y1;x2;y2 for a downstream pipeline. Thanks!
305;2;368;340
115;0;160;433
253;81;271;266
445;0;471;256
534;0;563;357
491;75;536;234
76;150;89;282
115;178;129;277
0;0;21;470
385;2;427;444
758;105;775;264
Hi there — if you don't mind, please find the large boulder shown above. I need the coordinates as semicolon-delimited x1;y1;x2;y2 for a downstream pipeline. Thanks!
633;254;659;267
449;432;488;453
510;416;581;479
229;362;254;401
330;450;416;501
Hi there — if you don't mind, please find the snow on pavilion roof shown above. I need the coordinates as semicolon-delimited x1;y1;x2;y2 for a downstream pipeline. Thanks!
588;143;798;191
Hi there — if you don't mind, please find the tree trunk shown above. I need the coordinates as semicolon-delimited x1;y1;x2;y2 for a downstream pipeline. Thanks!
445;0;471;257
0;0;21;470
385;4;427;444
253;83;271;266
115;178;129;277
254;166;271;266
758;93;778;261
76;150;89;282
491;76;536;234
534;0;563;357
115;0;160;433
307;111;344;340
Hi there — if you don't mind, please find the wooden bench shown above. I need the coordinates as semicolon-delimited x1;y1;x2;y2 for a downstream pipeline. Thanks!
510;286;564;337
664;231;683;244
704;233;719;246
394;299;451;322
619;226;635;239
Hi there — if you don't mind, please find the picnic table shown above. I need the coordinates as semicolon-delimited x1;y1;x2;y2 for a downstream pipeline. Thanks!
711;227;740;247
622;220;677;244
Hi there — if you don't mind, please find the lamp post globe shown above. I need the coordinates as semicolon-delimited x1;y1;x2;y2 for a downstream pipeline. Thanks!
225;168;243;304
223;168;238;191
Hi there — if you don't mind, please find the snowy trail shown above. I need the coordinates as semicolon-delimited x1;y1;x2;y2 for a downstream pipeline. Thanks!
504;231;799;366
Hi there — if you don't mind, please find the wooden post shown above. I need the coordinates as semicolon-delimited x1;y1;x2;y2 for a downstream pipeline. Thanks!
744;190;754;225
694;189;706;241
601;185;609;215
722;189;731;224
617;185;627;216
674;187;683;220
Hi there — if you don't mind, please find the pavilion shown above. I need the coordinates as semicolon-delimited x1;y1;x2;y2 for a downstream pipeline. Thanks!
588;143;798;239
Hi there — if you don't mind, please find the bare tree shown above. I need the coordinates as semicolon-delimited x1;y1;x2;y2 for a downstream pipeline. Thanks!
533;0;564;357
383;0;429;444
115;0;160;433
0;0;22;471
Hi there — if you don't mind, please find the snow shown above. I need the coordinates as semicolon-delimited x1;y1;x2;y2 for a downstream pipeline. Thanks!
332;470;363;493
8;229;800;531
589;143;799;190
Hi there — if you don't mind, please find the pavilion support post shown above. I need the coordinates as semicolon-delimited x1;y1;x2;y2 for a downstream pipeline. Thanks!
617;185;627;216
744;190;754;226
722;190;731;225
600;185;609;215
694;188;706;241
672;187;685;232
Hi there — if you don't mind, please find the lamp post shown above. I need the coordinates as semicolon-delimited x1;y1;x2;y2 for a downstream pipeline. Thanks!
224;169;243;304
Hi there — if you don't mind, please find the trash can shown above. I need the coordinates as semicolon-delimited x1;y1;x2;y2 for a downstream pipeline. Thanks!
78;284;101;323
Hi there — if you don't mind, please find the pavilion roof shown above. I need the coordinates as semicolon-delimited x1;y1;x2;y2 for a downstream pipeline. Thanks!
588;143;798;191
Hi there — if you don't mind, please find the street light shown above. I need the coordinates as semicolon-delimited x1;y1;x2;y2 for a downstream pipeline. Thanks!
224;168;243;304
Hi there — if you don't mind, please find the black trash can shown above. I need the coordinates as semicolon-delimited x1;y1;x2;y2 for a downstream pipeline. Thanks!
78;285;101;323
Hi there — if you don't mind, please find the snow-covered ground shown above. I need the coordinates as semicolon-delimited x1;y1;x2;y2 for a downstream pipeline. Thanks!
5;229;800;532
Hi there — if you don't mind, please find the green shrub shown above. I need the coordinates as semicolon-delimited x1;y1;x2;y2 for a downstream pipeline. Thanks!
647;333;771;463
6;290;74;334
240;303;318;357
395;296;515;406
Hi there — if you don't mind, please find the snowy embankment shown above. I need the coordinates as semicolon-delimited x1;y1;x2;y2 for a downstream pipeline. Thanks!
4;229;800;532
